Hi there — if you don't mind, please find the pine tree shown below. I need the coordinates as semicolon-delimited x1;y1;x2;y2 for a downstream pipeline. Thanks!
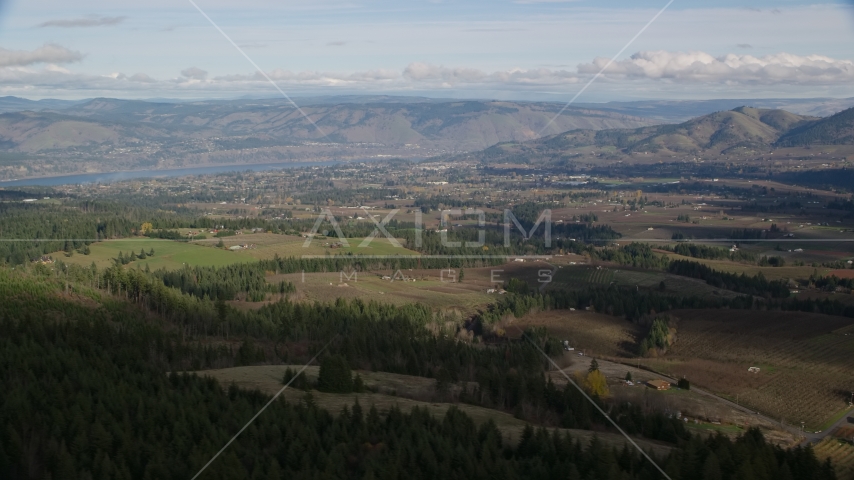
318;355;354;393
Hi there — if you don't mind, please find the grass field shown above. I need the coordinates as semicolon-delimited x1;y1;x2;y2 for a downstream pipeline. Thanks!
193;233;420;259
192;365;673;454
660;251;830;281
509;310;642;358
268;267;498;315
612;268;743;299
56;233;421;271
57;238;252;270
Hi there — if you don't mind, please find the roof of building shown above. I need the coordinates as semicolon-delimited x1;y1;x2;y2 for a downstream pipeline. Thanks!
647;379;671;389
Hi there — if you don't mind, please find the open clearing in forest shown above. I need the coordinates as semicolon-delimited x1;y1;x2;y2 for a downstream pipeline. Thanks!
56;233;420;271
659;251;828;280
268;270;494;314
508;310;642;358
56;238;250;270
610;268;744;299
193;233;420;259
192;365;673;455
258;263;547;314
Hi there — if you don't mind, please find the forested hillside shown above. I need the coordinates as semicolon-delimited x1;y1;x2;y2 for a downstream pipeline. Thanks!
0;263;839;480
776;106;854;146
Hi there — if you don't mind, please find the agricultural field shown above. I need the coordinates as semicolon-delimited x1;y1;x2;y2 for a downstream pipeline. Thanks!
815;438;854;480
659;251;830;281
56;233;421;271
508;310;643;358
193;232;420;259
268;269;494;314
549;266;614;289
557;357;800;446
610;268;744;299
55;238;251;270
640;310;854;430
509;307;854;431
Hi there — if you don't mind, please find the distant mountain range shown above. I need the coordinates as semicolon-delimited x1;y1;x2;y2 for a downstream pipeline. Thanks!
1;95;853;181
474;106;854;165
0;96;87;114
573;97;854;122
0;97;650;153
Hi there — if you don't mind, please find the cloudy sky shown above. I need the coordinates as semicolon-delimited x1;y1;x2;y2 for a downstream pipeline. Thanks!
1;0;853;101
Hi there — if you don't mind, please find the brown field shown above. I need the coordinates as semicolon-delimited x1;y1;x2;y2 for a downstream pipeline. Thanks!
261;263;545;314
641;310;854;429
509;307;854;430
191;365;673;454
555;357;800;446
508;310;643;358
815;438;854;480
830;270;854;279
268;271;490;313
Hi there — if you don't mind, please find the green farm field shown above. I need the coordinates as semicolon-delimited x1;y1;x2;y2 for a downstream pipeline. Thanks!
56;233;421;271
660;251;829;280
56;238;253;270
193;232;420;259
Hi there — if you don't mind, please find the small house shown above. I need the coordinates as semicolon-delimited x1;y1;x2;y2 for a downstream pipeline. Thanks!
647;379;670;391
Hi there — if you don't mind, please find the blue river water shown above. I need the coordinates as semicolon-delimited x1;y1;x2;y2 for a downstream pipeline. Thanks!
0;159;376;187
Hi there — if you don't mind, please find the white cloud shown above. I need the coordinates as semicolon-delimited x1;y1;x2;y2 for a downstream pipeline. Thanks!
38;15;126;28
0;44;83;68
578;51;854;85
1;50;852;98
181;67;208;80
128;73;157;83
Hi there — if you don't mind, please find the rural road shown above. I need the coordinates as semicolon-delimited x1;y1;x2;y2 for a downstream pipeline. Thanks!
594;357;852;445
530;258;852;445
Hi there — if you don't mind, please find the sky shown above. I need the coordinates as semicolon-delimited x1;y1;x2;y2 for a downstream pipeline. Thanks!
1;0;854;102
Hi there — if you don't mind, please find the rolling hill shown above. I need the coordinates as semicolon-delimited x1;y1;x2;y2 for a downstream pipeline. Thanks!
0;98;653;154
0;97;656;180
776;106;854;147
474;106;854;164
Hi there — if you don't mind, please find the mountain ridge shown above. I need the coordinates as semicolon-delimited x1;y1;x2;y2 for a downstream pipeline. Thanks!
474;106;854;165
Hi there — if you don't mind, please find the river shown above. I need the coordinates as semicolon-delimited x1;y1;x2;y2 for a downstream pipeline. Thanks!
0;159;382;187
